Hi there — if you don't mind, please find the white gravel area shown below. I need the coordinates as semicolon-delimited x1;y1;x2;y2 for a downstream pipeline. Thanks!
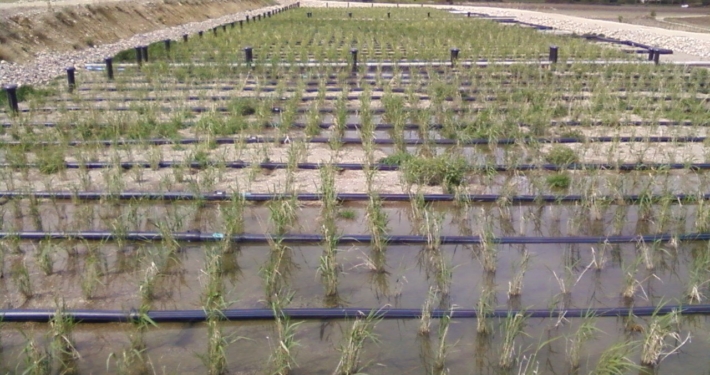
0;1;296;87
303;1;710;61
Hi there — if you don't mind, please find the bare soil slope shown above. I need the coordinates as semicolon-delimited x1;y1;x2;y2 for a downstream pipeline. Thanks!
0;0;270;63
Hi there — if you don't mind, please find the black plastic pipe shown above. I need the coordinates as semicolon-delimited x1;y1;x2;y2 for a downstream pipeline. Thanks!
653;48;660;65
3;191;709;205
1;119;699;130
0;304;707;323
164;39;171;55
135;46;142;66
142;46;149;62
351;48;358;72
2;136;710;148
4;84;19;113
0;231;707;245
199;30;203;38
183;34;188;42
3;161;710;172
66;67;76;93
450;48;459;67
104;58;114;80
244;46;253;64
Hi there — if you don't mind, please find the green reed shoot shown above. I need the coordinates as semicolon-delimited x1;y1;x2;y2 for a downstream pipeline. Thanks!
334;310;381;375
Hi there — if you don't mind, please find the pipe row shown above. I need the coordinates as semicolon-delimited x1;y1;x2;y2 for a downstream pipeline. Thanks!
0;304;704;323
0;231;706;244
1;191;708;204
0;161;708;172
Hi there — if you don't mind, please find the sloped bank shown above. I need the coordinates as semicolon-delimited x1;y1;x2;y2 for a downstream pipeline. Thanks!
0;0;289;86
0;0;271;63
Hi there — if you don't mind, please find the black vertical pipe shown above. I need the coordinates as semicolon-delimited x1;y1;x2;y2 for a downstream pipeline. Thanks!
135;46;142;66
213;27;217;36
231;22;235;28
142;46;149;62
246;15;250;22
105;58;114;81
648;49;654;61
351;48;358;73
387;12;390;18
183;34;188;42
244;46;253;65
348;12;352;18
240;20;243;28
549;45;558;64
4;85;19;113
450;48;459;67
427;12;430;17
653;49;660;65
164;39;171;54
222;25;227;32
66;67;76;93
199;31;203;38
467;12;471;17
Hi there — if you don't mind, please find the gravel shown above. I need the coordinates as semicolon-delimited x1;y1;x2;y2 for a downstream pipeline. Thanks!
0;1;296;87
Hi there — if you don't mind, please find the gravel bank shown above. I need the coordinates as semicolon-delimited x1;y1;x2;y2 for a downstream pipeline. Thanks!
0;1;295;87
303;1;710;61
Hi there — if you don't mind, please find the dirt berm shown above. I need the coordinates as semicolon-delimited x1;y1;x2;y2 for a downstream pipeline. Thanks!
0;0;272;63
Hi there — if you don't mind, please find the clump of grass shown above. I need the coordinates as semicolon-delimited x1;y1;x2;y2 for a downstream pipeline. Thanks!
36;147;66;175
590;340;640;375
546;173;571;189
379;151;413;166
338;209;356;220
334;311;381;375
402;155;468;191
545;145;579;165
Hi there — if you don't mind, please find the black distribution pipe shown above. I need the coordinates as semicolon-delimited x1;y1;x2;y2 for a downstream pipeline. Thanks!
1;119;698;130
164;39;171;55
104;58;114;81
4;191;710;205
4;85;19;113
0;231;707;245
199;30;203;38
141;46;148;63
1;304;708;323
246;15;250;22
183;34;188;42
549;45;558;64
3;161;710;173
240;20;243;28
213;27;217;36
3;136;710;148
66;67;76;93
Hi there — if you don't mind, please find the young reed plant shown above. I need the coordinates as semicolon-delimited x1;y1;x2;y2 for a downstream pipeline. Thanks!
50;302;80;373
498;312;528;370
334;311;381;375
565;313;599;371
268;297;301;375
640;308;689;367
